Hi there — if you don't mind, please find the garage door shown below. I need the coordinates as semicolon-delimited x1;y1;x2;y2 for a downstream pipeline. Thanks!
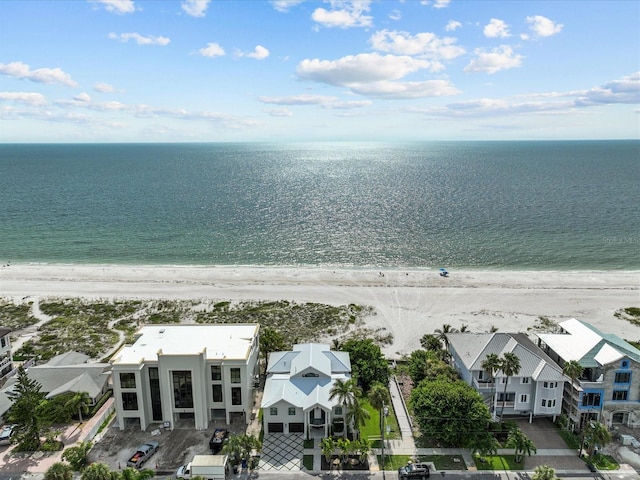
268;423;284;433
289;423;304;433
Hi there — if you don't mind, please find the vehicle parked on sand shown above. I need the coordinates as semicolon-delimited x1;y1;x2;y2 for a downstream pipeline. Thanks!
126;440;159;468
398;461;430;479
209;428;229;453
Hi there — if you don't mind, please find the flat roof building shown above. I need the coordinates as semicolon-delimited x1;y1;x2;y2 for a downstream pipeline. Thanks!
111;324;260;431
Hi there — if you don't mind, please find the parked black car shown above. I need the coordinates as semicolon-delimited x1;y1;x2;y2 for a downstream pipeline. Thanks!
398;461;430;479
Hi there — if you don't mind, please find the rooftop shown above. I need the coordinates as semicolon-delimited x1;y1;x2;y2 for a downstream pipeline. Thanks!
111;324;259;365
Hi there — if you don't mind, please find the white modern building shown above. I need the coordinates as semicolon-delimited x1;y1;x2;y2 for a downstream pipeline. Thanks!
0;327;13;378
111;324;260;431
448;332;566;421
261;343;351;438
537;318;640;430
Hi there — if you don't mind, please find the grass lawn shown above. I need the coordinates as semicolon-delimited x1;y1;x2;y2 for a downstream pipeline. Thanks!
303;439;314;448
303;455;314;470
591;454;619;470
377;454;412;470
360;398;400;447
474;455;524;470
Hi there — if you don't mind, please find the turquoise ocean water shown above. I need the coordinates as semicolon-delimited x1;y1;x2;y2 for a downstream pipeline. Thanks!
0;141;638;269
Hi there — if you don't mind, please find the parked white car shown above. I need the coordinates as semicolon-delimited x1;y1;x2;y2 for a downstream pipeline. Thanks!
0;425;16;446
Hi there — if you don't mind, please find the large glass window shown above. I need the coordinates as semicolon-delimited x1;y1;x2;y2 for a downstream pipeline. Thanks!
231;387;242;405
212;384;223;403
120;372;136;389
122;392;138;410
582;392;602;407
211;365;222;381
148;367;162;421
615;372;631;383
231;368;241;384
173;370;193;408
612;390;628;401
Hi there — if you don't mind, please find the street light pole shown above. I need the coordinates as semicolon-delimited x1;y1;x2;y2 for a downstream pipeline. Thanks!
381;403;388;479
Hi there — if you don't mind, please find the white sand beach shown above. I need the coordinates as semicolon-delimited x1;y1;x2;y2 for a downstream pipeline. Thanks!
1;264;638;357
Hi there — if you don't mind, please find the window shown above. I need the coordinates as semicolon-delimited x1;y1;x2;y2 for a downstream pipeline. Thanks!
543;381;557;388
231;368;241;384
212;384;223;402
302;372;319;377
615;372;631;383
541;399;546;407
0;337;5;348
231;387;242;405
288;407;296;416
173;370;193;409
211;365;222;381
122;392;138;410
612;390;628;401
335;406;343;416
497;392;515;402
270;407;278;416
622;360;629;368
521;378;529;384
120;372;136;389
541;399;555;407
582;392;602;407
520;394;528;403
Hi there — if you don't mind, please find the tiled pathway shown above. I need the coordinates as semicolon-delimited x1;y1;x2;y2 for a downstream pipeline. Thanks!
258;433;304;471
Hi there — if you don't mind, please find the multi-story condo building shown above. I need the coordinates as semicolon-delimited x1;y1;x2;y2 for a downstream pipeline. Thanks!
537;318;640;430
448;332;566;421
111;324;260;431
261;343;351;438
0;327;13;378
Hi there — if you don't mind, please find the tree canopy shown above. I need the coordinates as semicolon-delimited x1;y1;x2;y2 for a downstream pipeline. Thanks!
410;378;491;447
340;338;390;392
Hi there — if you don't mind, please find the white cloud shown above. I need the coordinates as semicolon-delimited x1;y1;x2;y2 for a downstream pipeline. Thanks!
433;0;450;9
238;45;270;60
297;53;432;86
181;0;211;17
74;92;92;102
526;15;563;37
265;108;294;117
311;1;373;28
349;79;460;99
464;46;523;74
90;0;135;14
370;29;465;61
108;32;170;46
93;82;120;93
0;61;78;87
445;20;461;32
0;92;47;106
389;10;402;21
574;72;640;106
198;42;226;57
270;0;305;12
259;94;372;109
484;18;510;38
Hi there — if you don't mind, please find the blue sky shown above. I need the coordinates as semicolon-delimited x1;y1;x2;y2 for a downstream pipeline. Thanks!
1;0;638;142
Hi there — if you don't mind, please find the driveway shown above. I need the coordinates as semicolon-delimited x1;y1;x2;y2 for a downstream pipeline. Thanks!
514;417;568;449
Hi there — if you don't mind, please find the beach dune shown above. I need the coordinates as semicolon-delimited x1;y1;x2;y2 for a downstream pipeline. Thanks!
0;265;638;356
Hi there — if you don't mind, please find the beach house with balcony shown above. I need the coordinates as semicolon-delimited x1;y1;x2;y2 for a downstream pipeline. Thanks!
448;332;566;421
110;324;260;431
537;318;640;430
261;343;351;438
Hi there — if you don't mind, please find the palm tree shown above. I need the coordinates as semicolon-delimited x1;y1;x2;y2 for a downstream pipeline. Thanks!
337;437;352;465
80;463;113;480
320;437;336;465
532;465;558;480
346;398;370;440
65;391;92;423
498;352;521;422
329;378;361;435
368;382;390;444
506;427;537;463
434;324;458;350
481;353;501;416
562;360;584;431
584;421;612;457
119;468;155;480
355;437;371;464
44;463;73;480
